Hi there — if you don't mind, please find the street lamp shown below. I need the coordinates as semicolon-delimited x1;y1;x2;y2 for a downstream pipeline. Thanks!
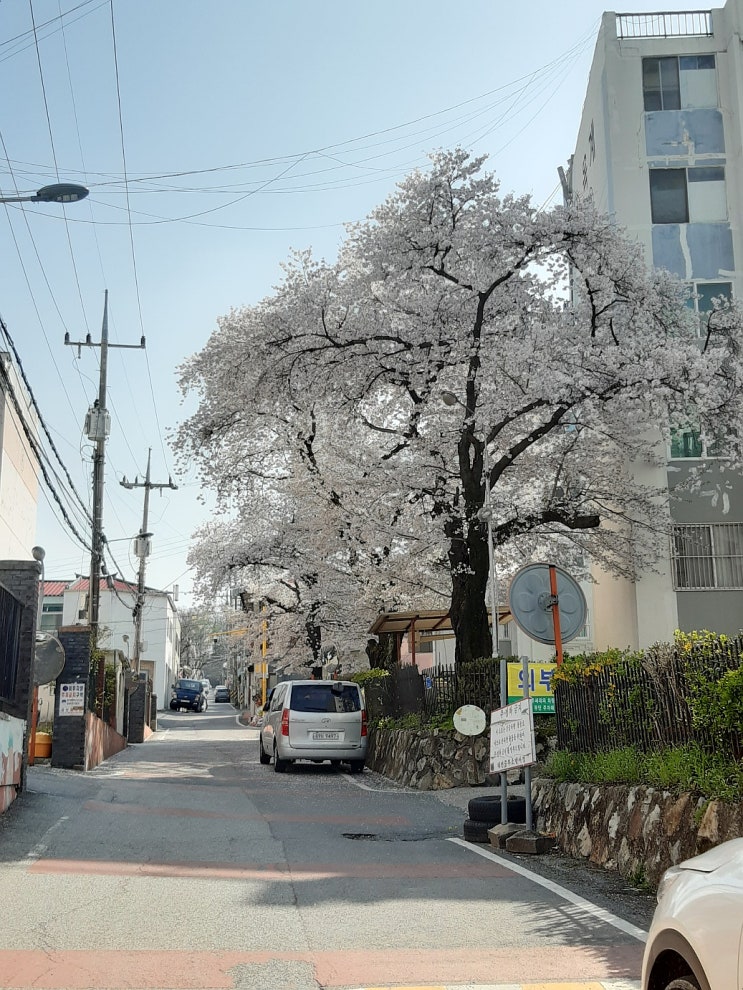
0;183;89;205
442;390;508;820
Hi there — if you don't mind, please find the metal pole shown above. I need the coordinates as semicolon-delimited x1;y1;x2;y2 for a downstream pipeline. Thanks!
549;563;564;665
484;444;508;824
522;654;534;831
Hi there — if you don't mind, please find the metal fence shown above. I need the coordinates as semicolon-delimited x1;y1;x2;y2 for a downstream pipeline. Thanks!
367;661;501;722
554;636;743;755
0;583;23;707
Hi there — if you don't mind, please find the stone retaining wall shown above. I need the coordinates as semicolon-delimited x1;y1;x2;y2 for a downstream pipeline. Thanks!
532;778;743;886
367;727;490;788
369;727;743;886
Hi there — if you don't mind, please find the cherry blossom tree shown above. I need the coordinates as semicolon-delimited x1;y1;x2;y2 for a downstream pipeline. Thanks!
176;149;743;665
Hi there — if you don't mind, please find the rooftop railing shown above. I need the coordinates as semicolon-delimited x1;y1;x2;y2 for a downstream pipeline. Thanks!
616;10;713;38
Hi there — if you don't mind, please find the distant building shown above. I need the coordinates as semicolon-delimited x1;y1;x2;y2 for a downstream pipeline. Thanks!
63;578;181;709
567;3;743;646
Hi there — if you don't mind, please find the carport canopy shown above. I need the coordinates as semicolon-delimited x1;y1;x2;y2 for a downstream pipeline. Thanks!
368;608;512;663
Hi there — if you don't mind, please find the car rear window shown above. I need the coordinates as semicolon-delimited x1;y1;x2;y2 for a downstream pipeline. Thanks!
178;679;201;691
290;684;361;713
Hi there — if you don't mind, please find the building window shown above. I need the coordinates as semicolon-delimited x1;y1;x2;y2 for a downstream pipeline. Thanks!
673;524;743;589
650;168;688;222
643;57;680;110
643;54;717;111
650;166;726;224
687;280;732;337
670;423;724;459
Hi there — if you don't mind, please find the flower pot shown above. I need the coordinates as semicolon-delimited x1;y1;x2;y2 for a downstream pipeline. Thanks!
34;732;52;759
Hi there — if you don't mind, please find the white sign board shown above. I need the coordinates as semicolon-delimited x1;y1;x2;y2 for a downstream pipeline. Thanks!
489;698;536;774
453;704;487;736
58;682;85;717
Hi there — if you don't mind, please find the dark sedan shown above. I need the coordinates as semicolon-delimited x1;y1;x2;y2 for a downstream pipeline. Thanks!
213;686;231;703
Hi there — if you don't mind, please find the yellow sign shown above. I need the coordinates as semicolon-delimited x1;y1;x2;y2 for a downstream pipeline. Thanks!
507;662;557;713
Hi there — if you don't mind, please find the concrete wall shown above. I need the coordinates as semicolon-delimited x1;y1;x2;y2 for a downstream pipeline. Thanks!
0;712;24;813
84;712;126;772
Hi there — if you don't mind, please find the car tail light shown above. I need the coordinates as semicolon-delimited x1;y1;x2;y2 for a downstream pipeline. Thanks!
361;710;367;737
281;708;290;736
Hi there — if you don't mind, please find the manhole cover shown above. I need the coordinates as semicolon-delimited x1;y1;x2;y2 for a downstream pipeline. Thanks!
342;832;378;840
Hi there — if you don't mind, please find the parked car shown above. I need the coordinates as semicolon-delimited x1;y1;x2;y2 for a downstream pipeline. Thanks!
200;678;211;695
213;685;231;703
642;837;743;990
259;679;367;773
169;678;207;712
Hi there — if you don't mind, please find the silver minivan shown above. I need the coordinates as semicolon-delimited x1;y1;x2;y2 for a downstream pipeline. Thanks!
259;679;367;773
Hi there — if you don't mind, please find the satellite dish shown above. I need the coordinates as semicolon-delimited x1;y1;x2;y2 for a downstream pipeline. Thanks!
508;563;587;645
34;633;65;685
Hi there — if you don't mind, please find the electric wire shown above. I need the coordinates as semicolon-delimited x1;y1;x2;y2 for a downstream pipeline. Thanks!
0;356;92;551
0;314;92;522
28;0;91;334
108;0;170;472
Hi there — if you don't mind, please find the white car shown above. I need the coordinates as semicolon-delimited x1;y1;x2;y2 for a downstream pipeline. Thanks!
642;837;743;990
259;679;367;773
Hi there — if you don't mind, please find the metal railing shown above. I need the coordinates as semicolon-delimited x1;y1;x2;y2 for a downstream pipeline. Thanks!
617;11;713;38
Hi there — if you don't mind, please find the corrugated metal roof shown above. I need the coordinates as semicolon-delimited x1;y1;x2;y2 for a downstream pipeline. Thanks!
68;577;168;596
43;580;72;597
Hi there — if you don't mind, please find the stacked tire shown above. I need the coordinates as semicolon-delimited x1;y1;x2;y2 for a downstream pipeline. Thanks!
462;795;527;843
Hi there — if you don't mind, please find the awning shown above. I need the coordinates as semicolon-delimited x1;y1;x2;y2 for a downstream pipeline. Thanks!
368;607;512;641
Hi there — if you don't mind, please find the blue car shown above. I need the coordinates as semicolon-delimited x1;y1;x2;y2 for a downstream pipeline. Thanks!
169;678;207;712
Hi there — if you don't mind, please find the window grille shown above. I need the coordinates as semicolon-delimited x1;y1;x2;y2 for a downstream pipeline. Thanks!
672;523;743;589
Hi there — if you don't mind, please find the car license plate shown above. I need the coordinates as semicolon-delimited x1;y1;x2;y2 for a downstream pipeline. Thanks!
312;731;340;740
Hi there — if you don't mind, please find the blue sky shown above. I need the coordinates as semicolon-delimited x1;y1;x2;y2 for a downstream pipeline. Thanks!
0;0;709;608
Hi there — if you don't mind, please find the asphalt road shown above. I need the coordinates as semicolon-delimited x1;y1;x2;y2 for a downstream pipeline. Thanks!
0;702;654;990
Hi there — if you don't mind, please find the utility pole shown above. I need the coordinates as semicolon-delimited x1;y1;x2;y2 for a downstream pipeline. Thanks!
121;448;177;675
65;292;145;712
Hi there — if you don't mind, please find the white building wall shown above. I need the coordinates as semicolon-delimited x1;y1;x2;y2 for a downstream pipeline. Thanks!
0;355;38;559
62;585;181;710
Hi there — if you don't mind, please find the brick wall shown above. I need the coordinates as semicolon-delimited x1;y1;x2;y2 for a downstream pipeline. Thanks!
52;627;91;769
127;674;152;744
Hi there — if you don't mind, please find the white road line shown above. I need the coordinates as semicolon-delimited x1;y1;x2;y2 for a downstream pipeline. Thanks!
20;815;69;866
449;837;648;943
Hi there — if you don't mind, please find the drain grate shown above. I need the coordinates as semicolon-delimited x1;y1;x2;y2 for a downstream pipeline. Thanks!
342;832;378;840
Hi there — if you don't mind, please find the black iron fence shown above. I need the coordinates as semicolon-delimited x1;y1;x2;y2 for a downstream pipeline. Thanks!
554;636;743;755
365;660;501;722
0;583;23;709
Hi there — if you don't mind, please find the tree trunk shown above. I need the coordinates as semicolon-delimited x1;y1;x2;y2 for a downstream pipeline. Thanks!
305;604;322;664
448;516;492;665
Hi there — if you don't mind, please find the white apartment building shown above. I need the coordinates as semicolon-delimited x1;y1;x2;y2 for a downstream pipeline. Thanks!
568;3;743;647
63;578;181;709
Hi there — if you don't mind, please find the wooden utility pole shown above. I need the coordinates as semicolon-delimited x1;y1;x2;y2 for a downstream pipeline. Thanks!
65;291;145;713
121;448;177;674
